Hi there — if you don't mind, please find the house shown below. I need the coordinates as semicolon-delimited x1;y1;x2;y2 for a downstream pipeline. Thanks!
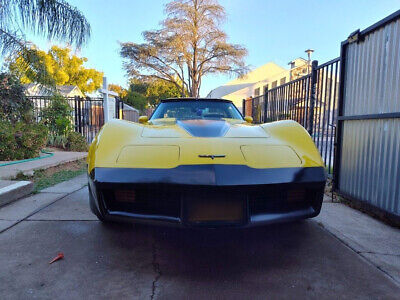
23;83;85;97
207;58;312;112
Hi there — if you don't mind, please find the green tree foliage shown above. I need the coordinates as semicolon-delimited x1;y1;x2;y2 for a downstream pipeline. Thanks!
123;90;148;112
0;0;90;86
145;79;183;106
123;78;182;111
9;46;103;94
120;0;247;97
108;84;128;98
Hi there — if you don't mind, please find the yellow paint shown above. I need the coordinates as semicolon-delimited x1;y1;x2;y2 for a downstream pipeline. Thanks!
87;119;324;173
241;145;301;168
139;116;149;123
116;145;179;168
244;116;253;123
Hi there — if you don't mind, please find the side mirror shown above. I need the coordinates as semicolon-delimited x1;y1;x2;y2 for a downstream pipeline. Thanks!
244;116;253;123
138;116;149;124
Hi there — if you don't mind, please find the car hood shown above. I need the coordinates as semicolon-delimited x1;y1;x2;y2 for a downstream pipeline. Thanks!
142;119;269;138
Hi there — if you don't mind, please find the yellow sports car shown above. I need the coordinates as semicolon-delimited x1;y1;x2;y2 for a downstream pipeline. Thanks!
87;98;326;227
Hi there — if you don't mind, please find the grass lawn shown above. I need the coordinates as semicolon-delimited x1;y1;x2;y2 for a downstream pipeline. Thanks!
16;159;86;193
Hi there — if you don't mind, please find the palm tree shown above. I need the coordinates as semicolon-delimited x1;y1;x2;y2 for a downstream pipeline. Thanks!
0;0;90;84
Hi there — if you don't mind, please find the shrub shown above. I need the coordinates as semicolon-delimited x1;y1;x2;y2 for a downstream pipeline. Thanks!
0;73;49;160
46;132;88;152
0;121;48;160
0;73;33;123
0;121;16;159
40;95;89;151
41;94;73;136
47;133;68;149
66;131;88;152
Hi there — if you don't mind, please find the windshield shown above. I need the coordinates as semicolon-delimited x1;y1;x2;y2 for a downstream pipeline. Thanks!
150;100;243;120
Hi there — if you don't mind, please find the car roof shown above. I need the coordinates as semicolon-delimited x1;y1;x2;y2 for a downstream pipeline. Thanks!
161;97;233;103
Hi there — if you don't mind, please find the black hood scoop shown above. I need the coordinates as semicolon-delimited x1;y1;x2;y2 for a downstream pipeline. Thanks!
177;119;230;137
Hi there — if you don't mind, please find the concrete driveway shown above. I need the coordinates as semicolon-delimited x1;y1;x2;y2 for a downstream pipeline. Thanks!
0;184;399;299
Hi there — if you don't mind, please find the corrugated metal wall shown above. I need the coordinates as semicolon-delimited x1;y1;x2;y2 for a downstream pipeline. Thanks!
344;19;400;115
337;12;400;217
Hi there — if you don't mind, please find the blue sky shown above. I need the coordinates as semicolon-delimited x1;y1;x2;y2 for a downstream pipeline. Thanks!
24;0;400;96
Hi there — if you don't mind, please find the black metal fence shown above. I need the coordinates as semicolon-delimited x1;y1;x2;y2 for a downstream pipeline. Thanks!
243;58;340;174
30;96;113;142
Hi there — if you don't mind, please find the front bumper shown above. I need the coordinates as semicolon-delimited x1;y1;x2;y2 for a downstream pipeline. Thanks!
89;165;326;228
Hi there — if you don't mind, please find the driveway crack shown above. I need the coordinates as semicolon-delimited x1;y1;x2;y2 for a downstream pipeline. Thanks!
357;251;400;257
151;234;162;300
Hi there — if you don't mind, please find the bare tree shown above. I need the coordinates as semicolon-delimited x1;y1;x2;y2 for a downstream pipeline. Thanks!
120;0;247;98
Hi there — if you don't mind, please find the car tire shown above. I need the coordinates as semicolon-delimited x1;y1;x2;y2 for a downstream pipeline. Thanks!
88;186;108;223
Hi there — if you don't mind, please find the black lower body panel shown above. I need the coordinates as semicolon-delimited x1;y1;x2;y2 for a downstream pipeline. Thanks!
88;165;326;228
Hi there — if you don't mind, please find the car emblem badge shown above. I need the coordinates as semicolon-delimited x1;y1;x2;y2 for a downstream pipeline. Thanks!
198;154;226;160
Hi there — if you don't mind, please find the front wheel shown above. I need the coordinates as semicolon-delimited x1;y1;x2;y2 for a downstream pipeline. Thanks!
88;186;108;222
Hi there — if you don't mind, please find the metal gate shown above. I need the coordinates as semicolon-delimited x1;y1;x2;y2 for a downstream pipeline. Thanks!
243;58;340;175
334;10;400;220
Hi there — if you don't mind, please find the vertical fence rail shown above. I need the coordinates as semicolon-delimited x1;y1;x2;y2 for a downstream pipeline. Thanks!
243;58;340;175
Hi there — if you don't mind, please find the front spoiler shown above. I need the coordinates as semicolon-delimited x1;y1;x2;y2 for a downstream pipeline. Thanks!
89;165;326;228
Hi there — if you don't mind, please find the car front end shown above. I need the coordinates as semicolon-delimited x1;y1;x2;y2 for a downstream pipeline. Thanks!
88;99;326;228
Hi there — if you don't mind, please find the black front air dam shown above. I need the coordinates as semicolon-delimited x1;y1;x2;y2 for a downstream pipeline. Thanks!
89;165;326;227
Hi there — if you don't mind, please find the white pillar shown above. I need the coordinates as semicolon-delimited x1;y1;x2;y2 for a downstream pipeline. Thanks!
103;77;109;123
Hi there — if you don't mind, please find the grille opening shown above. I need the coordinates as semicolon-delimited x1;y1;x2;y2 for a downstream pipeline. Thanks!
249;188;315;215
103;186;181;218
101;184;323;220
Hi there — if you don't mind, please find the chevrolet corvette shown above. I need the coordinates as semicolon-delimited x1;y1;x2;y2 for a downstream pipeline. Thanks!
87;98;326;227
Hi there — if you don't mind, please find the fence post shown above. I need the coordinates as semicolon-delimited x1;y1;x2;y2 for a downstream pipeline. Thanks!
264;86;269;123
77;96;82;134
74;96;79;133
249;96;253;119
242;99;246;116
308;60;318;135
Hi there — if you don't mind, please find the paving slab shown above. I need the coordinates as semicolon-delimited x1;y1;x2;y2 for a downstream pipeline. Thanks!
41;173;87;194
28;187;97;221
0;221;154;300
0;151;87;180
0;220;17;232
0;180;33;207
0;192;65;222
315;202;400;284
